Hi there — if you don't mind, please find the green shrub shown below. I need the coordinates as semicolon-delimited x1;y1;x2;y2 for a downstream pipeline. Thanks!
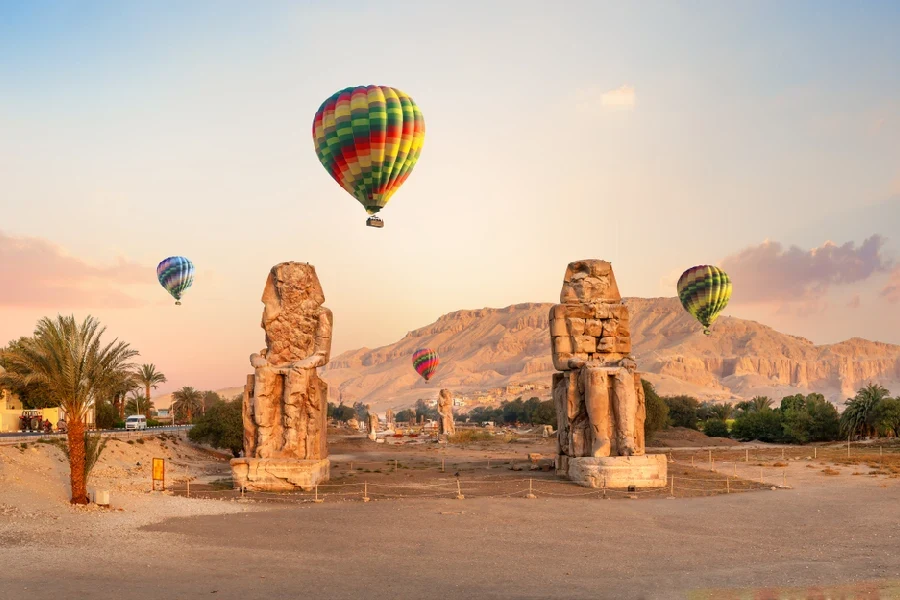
188;398;243;457
643;380;669;437
731;409;783;442
703;419;730;438
664;395;700;429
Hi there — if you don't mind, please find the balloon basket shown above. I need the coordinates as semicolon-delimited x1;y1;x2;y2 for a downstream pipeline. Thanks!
366;216;384;228
175;301;182;306
702;328;711;336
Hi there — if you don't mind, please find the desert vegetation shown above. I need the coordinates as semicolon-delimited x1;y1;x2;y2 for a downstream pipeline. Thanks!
0;315;137;503
650;383;899;444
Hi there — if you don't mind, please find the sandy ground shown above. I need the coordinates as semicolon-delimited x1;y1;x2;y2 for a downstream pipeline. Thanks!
1;431;898;599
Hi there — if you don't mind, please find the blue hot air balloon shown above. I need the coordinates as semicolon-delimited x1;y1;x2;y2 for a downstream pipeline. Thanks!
157;256;194;305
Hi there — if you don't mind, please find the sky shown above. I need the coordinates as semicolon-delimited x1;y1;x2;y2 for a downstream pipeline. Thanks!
1;1;899;394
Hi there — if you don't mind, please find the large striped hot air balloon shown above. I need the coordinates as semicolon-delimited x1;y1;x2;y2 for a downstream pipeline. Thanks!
412;348;439;382
312;85;426;228
157;256;194;306
676;265;732;335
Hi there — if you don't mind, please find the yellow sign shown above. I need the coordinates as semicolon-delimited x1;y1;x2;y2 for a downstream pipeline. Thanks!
152;458;165;490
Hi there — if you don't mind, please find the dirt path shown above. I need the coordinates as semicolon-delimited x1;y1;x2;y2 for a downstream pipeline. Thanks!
2;432;898;599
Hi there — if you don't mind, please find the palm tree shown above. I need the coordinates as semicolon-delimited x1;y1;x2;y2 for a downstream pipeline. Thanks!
100;367;140;420
751;396;774;412
125;390;155;417
841;384;889;439
172;387;203;423
711;402;734;421
0;315;137;504
137;364;167;421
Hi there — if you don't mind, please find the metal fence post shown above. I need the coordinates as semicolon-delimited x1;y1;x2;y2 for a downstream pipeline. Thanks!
526;478;536;499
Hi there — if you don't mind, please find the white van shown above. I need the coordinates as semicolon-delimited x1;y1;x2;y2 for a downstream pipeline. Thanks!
125;415;147;430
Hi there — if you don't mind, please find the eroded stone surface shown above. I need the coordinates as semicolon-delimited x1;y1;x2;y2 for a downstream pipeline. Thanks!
567;455;667;489
231;458;330;492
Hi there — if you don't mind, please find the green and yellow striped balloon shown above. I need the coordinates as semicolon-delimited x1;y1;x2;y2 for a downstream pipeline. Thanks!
676;265;732;335
312;85;425;220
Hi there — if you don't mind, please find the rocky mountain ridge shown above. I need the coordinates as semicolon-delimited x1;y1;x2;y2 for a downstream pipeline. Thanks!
320;298;900;411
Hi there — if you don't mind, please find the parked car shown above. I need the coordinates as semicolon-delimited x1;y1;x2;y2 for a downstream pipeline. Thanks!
125;414;147;430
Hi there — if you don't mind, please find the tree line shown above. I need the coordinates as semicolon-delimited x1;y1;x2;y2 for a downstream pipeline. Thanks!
643;382;900;444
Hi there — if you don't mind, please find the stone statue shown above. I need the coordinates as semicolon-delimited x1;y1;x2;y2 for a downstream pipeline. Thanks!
437;389;455;436
550;260;665;488
366;404;378;441
231;262;333;491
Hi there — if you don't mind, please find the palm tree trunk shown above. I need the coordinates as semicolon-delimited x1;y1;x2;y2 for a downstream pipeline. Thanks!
67;417;88;504
145;384;151;421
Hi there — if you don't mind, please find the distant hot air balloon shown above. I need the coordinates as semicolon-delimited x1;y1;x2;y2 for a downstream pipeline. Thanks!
412;348;439;382
157;256;194;306
676;265;732;335
312;85;426;228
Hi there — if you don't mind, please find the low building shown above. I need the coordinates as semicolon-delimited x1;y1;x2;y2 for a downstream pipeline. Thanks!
0;390;62;432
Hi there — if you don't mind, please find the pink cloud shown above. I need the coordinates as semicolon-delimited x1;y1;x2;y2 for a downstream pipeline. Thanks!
882;266;900;303
0;231;151;308
720;235;892;307
846;294;861;309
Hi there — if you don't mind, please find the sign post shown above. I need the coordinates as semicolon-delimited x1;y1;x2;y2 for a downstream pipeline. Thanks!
152;458;165;491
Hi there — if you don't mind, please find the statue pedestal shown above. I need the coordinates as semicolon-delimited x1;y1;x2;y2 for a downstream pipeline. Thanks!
230;458;330;492
563;454;667;489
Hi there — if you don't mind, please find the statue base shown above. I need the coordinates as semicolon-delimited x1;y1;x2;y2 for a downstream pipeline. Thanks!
561;454;667;489
230;458;330;492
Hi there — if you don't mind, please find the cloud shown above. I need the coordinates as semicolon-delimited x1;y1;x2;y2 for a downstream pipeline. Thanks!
720;235;893;307
0;231;151;308
881;266;900;303
846;294;861;309
575;84;635;114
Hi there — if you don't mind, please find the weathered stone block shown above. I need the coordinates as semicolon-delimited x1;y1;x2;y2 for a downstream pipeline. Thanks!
231;458;330;492
552;352;574;372
552;336;574;354
593;304;611;319
610;304;630;320
566;318;586;336
567;455;667;489
549;317;568;337
573;336;597;353
585;319;603;336
597;337;616;352
615;337;632;353
602;319;619;337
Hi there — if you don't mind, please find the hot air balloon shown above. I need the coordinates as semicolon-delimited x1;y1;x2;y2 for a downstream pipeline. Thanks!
312;85;426;228
157;256;194;306
676;265;732;335
412;348;439;382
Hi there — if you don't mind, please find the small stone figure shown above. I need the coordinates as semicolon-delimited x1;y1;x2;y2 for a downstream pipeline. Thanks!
437;389;456;436
366;405;378;441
